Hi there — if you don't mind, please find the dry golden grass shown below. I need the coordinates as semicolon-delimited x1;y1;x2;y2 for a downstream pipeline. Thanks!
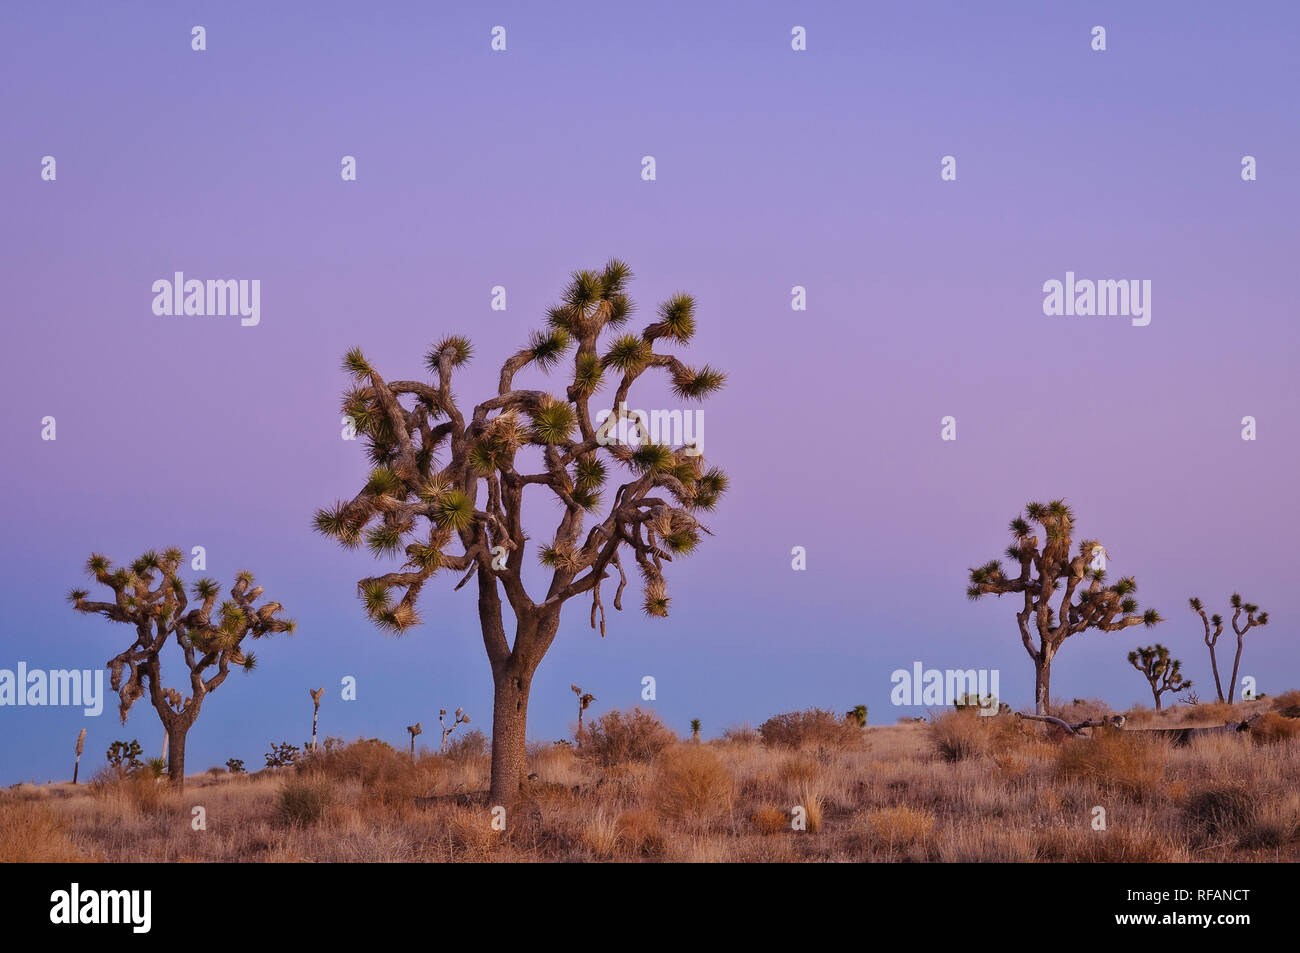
4;699;1297;863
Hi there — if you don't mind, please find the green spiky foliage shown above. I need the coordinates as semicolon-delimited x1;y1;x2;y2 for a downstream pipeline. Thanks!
1188;593;1269;702
69;549;294;790
967;500;1162;715
315;261;728;807
1127;643;1193;711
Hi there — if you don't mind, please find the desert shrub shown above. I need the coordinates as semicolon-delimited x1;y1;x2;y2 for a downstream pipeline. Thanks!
759;708;862;750
298;737;400;783
443;728;488;761
581;707;676;766
929;710;992;762
1056;729;1168;801
143;757;166;779
655;745;734;825
276;776;334;826
777;755;820;786
1054;698;1112;723
863;806;935;850
0;797;86;861
1183;782;1258;839
1249;712;1300;745
447;806;499;857
225;758;246;774
750;804;787;835
1270;689;1300;713
720;724;760;746
1035;826;1174;862
616;808;666;856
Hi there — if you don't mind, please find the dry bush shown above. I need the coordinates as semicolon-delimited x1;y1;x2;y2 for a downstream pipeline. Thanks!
276;776;335;827
581;707;677;766
1056;730;1167;801
721;724;760;746
1236;793;1300;850
443;729;488;761
655;745;734;825
581;809;622;858
1035;826;1175;862
1054;698;1111;723
1250;712;1300;745
1183;781;1258;841
750;804;787;835
447;806;499;858
863;806;935;850
759;709;862;750
1270;690;1300;714
777;755;820;786
298;737;403;784
616;808;666;856
0;797;88;861
928;711;992;762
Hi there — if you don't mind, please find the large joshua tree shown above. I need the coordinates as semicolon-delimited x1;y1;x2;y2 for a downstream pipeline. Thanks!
1188;594;1268;702
69;548;295;790
967;500;1162;715
314;260;727;806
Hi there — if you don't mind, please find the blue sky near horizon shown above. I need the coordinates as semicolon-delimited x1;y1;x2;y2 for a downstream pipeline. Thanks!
1;1;1297;783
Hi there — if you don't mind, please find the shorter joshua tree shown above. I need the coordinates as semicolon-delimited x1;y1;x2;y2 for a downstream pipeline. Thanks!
265;742;300;768
70;548;295;790
439;708;470;753
1189;594;1269;702
690;718;701;740
309;687;324;752
572;685;595;748
225;758;246;774
106;739;143;776
73;728;86;784
1128;644;1193;711
845;704;868;728
407;722;423;756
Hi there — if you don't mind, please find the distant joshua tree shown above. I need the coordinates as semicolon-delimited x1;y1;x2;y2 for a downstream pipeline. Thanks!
314;261;727;805
106;739;143;775
407;722;423;756
265;742;299;768
968;500;1162;715
309;687;324;751
690;718;702;740
1189;594;1269;702
572;685;596;747
440;708;470;753
845;705;868;728
69;549;295;791
1128;644;1193;711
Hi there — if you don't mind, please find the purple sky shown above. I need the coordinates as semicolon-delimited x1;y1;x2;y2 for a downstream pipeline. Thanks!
2;1;1297;783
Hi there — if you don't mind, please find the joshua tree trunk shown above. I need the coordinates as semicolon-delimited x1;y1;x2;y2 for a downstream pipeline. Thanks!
1151;683;1163;711
1229;639;1246;703
166;719;192;790
1208;648;1225;702
489;666;533;808
1033;652;1052;716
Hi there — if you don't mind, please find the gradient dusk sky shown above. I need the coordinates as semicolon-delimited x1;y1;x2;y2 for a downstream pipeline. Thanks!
2;1;1297;783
